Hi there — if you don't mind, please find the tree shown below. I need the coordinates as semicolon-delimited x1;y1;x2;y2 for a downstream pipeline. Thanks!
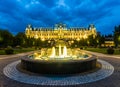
88;34;97;47
79;39;87;46
0;29;14;47
26;37;35;47
13;32;27;47
113;25;120;47
95;32;105;47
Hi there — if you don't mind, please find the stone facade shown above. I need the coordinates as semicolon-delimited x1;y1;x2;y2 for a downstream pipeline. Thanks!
25;23;97;41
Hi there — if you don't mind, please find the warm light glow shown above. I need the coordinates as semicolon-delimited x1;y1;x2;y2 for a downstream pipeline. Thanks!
83;35;87;39
77;38;80;41
31;40;90;60
49;45;68;58
50;47;56;58
59;44;61;56
35;35;38;39
63;46;67;57
25;23;97;40
41;38;45;41
71;40;74;43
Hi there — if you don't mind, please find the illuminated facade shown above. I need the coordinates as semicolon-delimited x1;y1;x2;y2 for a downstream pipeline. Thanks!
25;23;97;41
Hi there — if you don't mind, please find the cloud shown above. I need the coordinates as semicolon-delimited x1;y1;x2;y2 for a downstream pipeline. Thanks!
0;0;120;34
39;0;56;8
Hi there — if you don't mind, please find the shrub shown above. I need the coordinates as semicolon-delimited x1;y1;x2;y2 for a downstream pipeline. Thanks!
107;47;114;54
16;45;22;49
80;47;83;50
5;47;14;54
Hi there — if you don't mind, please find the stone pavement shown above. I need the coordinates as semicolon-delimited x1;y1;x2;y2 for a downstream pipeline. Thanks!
0;51;120;87
84;50;120;59
3;59;114;86
0;51;34;60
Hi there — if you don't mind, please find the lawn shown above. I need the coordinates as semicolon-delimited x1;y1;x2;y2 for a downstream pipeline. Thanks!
0;47;120;55
0;48;35;55
85;47;120;55
0;50;5;55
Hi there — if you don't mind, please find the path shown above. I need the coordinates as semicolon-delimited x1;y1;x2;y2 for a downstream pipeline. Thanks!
0;51;120;87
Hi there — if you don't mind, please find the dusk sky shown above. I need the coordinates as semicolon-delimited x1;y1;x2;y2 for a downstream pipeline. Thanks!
0;0;120;35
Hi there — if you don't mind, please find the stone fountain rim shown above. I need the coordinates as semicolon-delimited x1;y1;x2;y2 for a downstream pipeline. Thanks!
21;55;95;63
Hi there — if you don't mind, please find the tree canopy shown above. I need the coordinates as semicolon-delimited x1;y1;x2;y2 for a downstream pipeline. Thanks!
113;25;120;47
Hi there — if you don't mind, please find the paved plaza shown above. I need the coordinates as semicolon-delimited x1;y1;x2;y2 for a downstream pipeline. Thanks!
0;51;120;87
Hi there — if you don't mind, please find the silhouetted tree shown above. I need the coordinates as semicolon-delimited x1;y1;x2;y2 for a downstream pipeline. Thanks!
113;25;120;47
13;32;27;47
0;29;14;47
95;32;105;47
26;37;35;47
88;34;97;47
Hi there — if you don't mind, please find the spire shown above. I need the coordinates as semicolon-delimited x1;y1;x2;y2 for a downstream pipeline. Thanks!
88;24;95;30
26;24;32;30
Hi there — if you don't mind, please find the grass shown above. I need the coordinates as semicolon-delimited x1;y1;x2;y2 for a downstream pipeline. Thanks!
0;47;120;55
0;48;35;55
0;50;5;55
14;48;35;54
85;47;120;55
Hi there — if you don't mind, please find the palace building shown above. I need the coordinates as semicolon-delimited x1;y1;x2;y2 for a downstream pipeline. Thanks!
25;23;97;41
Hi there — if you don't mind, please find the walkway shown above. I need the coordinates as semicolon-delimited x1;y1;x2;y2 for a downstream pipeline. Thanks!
0;51;34;60
84;50;120;59
0;51;120;87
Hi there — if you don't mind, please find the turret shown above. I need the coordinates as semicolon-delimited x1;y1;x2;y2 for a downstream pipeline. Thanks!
25;24;32;38
54;23;67;30
88;24;97;38
89;24;95;30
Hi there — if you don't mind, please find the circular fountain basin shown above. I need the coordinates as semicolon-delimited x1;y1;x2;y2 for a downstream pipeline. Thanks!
20;56;97;74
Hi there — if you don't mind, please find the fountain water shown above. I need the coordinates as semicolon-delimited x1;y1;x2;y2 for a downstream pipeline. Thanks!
50;45;68;58
50;47;56;58
63;46;67;57
21;40;97;74
32;40;89;60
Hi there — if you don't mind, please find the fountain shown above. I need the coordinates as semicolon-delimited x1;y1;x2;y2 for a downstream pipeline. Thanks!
20;40;97;74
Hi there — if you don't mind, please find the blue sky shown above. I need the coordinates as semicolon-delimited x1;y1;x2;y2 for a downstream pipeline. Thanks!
0;0;120;35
